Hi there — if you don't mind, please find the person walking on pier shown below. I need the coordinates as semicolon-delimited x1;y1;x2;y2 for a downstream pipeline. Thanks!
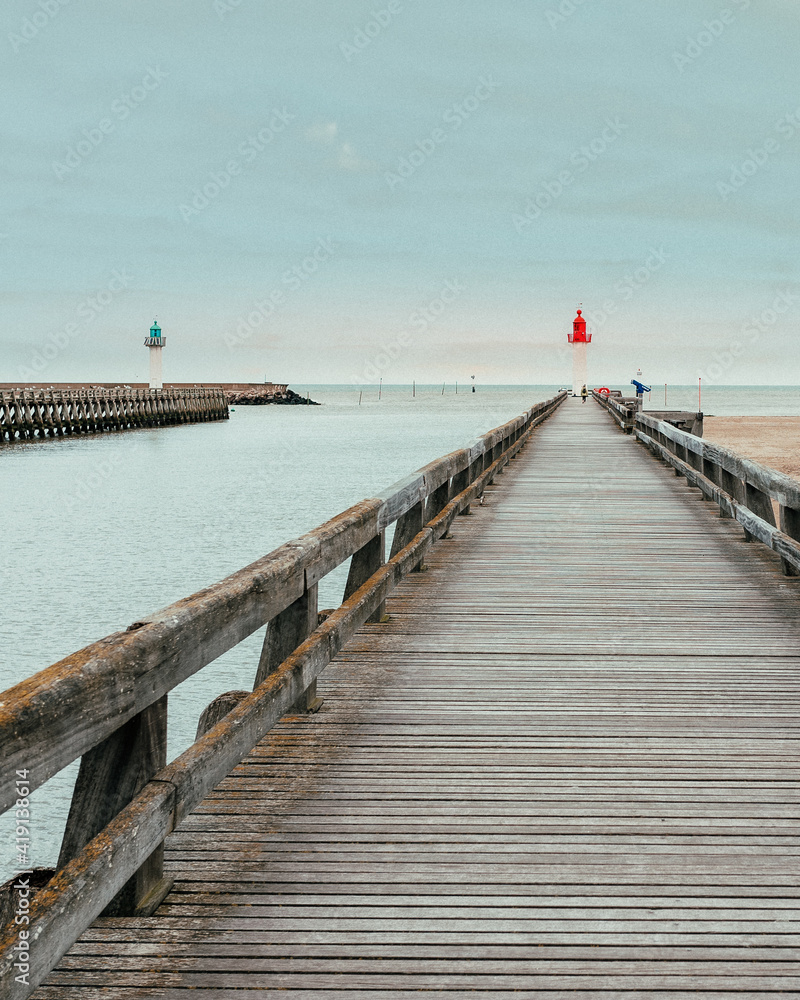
580;384;588;403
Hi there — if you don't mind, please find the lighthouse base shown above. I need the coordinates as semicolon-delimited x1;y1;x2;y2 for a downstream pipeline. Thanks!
149;347;163;390
571;341;587;396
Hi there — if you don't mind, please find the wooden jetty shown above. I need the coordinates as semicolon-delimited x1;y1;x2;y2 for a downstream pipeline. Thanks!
2;390;799;997
0;382;308;407
0;386;228;442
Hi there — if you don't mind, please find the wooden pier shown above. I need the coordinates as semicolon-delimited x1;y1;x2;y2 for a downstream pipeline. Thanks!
2;391;799;997
0;386;228;442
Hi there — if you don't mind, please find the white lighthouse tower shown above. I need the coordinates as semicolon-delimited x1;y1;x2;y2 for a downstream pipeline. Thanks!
567;308;592;396
144;319;165;390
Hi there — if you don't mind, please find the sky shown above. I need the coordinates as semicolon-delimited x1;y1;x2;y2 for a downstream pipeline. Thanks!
1;0;798;386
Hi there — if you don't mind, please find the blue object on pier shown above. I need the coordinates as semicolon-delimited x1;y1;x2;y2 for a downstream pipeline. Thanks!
631;379;651;396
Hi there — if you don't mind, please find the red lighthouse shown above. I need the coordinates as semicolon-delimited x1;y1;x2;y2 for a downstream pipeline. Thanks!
567;308;592;395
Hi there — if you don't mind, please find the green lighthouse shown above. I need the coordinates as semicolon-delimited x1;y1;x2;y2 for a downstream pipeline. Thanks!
144;318;166;389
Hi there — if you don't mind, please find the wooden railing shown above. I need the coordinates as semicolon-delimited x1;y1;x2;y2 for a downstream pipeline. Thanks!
596;396;800;577
0;391;566;998
591;389;639;432
592;390;704;436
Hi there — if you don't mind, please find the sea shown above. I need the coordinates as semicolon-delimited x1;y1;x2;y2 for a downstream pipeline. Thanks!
1;382;797;881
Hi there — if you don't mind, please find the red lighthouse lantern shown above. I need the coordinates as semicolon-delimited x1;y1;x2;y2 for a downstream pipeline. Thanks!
567;309;592;344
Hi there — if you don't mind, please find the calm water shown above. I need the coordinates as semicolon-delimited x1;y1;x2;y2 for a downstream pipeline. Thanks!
1;383;796;880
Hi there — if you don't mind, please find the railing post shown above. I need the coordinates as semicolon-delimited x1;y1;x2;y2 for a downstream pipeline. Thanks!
654;428;670;465
497;435;510;470
701;455;727;512
685;447;703;475
666;437;683;475
739;480;775;543
745;482;776;525
672;439;690;472
486;442;499;484
343;531;386;622
57;695;171;917
452;465;472;515
625;406;635;433
719;467;744;505
255;581;321;711
477;452;489;495
390;499;425;570
779;504;800;576
702;456;718;486
713;464;743;519
426;478;451;532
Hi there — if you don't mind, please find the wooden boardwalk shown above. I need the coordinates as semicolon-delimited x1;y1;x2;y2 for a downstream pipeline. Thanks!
39;400;799;997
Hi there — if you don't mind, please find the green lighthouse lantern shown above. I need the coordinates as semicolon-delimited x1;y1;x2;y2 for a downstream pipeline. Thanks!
149;320;161;343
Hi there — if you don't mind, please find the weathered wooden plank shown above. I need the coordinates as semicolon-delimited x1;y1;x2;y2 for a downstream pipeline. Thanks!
38;969;800;988
59;925;800;943
31;989;800;1000
55;952;800;975
154;885;800;903
153;901;800;919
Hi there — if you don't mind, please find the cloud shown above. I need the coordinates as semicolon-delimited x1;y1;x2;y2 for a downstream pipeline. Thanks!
307;121;373;171
337;142;374;172
306;121;338;144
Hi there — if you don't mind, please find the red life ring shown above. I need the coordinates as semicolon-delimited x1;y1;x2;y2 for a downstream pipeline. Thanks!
597;387;610;394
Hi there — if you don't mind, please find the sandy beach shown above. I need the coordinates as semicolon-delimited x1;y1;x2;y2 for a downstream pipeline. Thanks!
704;417;800;480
